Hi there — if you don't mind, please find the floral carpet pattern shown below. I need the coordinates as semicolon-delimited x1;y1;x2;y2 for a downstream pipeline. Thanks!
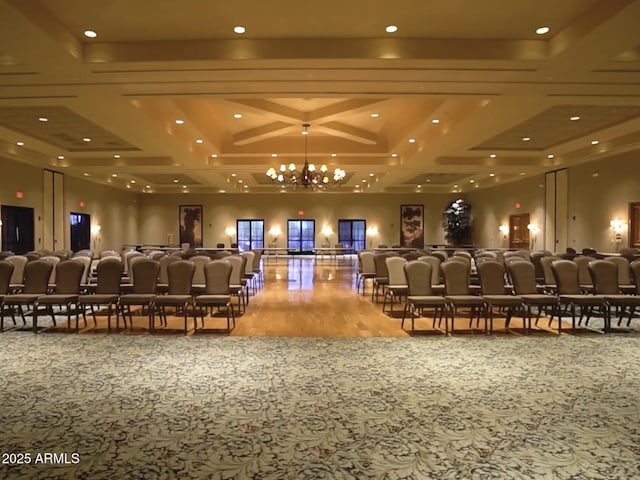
1;333;640;479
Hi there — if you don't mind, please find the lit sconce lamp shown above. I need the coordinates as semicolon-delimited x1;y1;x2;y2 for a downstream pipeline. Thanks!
366;225;379;249
91;224;101;251
225;226;236;245
610;219;626;246
498;225;509;240
527;223;540;249
268;225;282;245
320;225;333;245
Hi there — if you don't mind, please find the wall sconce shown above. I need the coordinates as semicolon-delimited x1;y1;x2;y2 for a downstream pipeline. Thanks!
320;225;333;244
366;226;379;249
498;225;509;240
268;225;282;245
610;219;626;245
91;224;101;251
527;223;539;249
225;226;236;245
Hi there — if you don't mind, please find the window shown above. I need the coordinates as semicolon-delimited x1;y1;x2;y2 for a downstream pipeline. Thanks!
1;205;35;254
287;219;315;253
70;212;91;252
338;219;366;251
236;219;264;251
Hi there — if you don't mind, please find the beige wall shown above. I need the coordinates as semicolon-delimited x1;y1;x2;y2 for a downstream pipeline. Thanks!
136;192;458;248
4;150;640;254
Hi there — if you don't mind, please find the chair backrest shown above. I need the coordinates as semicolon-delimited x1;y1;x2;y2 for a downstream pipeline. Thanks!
551;259;581;295
40;255;61;283
203;260;232;295
588;259;620;295
530;250;551;280
123;250;143;272
605;256;632;285
540;256;561;286
71;255;92;284
442;260;471;295
507;261;538;295
0;260;15;294
477;260;508;295
95;258;124;295
190;255;211;285
159;255;180;284
240;251;255;275
251;249;263;270
53;260;85;294
403;260;434;296
99;249;120;259
226;255;245;285
630;260;640;294
374;252;395;278
6;255;28;284
127;254;146;280
22;259;54;294
385;256;408;285
431;250;448;263
402;252;421;261
167;260;196;295
131;259;160;294
148;251;166;261
573;255;593;286
359;251;376;275
417;255;441;285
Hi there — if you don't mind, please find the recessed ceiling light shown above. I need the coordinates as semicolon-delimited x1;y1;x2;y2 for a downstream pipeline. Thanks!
522;137;531;141
210;153;218;158
126;184;131;189
175;119;184;125
592;172;600;178
195;139;203;144
385;25;398;33
417;184;422;188
431;119;440;124
145;185;150;189
425;179;431;183
173;179;178;183
570;116;580;121
83;173;89;176
536;26;550;35
84;30;97;38
114;154;120;158
219;190;226;193
233;26;246;34
39;117;48;122
16;141;24;146
182;185;187;189
83;137;91;142
469;179;475;183
271;153;278;157
243;185;248;188
355;184;360;188
453;184;458;188
409;138;416;143
591;140;599;145
130;180;136;184
547;154;555;159
57;155;64;160
370;113;380;118
331;153;337;157
238;180;243;183
111;173;117;177
369;172;375;177
490;153;496;158
231;173;237;177
361;179;367;183
520;172;526;176
233;113;243;119
489;173;495;177
391;153;398;158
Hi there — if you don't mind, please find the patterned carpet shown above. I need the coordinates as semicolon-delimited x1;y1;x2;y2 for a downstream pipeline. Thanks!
1;332;640;479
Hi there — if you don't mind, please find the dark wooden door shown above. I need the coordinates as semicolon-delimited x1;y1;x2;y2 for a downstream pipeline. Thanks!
509;213;530;250
629;202;640;248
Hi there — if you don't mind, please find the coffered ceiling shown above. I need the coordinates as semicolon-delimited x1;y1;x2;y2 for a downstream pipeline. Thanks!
1;0;639;194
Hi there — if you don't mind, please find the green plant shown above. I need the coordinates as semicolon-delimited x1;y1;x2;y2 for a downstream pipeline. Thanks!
442;199;473;245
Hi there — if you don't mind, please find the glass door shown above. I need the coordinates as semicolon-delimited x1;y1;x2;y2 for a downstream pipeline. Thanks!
287;219;315;254
236;219;264;251
1;205;35;254
338;219;366;251
70;212;91;252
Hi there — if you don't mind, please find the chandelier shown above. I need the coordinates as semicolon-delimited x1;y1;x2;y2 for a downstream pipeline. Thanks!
265;123;346;190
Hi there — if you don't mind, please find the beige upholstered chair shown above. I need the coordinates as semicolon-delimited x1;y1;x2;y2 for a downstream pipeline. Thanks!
401;260;446;334
194;260;234;332
382;256;408;314
372;252;395;302
1;260;53;331
190;255;212;294
153;260;195;334
604;256;635;294
226;255;247;314
119;259;160;331
442;260;487;334
5;255;28;287
78;258;124;332
356;251;376;295
417;255;443;293
240;251;257;295
0;261;15;329
589;259;640;330
477;260;523;333
35;260;85;332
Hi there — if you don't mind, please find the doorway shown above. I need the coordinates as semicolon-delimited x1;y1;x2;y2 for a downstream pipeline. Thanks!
509;213;530;250
287;219;315;254
1;205;35;254
629;202;640;248
70;212;91;252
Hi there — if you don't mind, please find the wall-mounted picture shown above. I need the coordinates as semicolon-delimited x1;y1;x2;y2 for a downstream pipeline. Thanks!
179;205;203;248
401;204;424;248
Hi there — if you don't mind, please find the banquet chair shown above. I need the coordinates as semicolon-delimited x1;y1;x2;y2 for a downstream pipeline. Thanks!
356;251;376;295
372;252;394;302
417;255;444;293
506;261;558;334
382;256;408;314
0;261;15;330
119;259;160;332
226;255;247;314
35;260;85;332
194;260;234;332
190;255;211;294
589;259;640;329
153;260;195;334
604;256;636;294
401;260;447;334
477;260;523;333
1;260;53;331
442;260;487;334
551;259;606;333
6;255;28;289
240;251;257;295
573;255;595;293
78;258;124;332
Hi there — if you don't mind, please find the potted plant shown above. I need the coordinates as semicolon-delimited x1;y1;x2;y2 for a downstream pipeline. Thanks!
442;199;473;245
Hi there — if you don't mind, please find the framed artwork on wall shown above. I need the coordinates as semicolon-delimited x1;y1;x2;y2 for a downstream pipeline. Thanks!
179;205;203;248
400;204;424;248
